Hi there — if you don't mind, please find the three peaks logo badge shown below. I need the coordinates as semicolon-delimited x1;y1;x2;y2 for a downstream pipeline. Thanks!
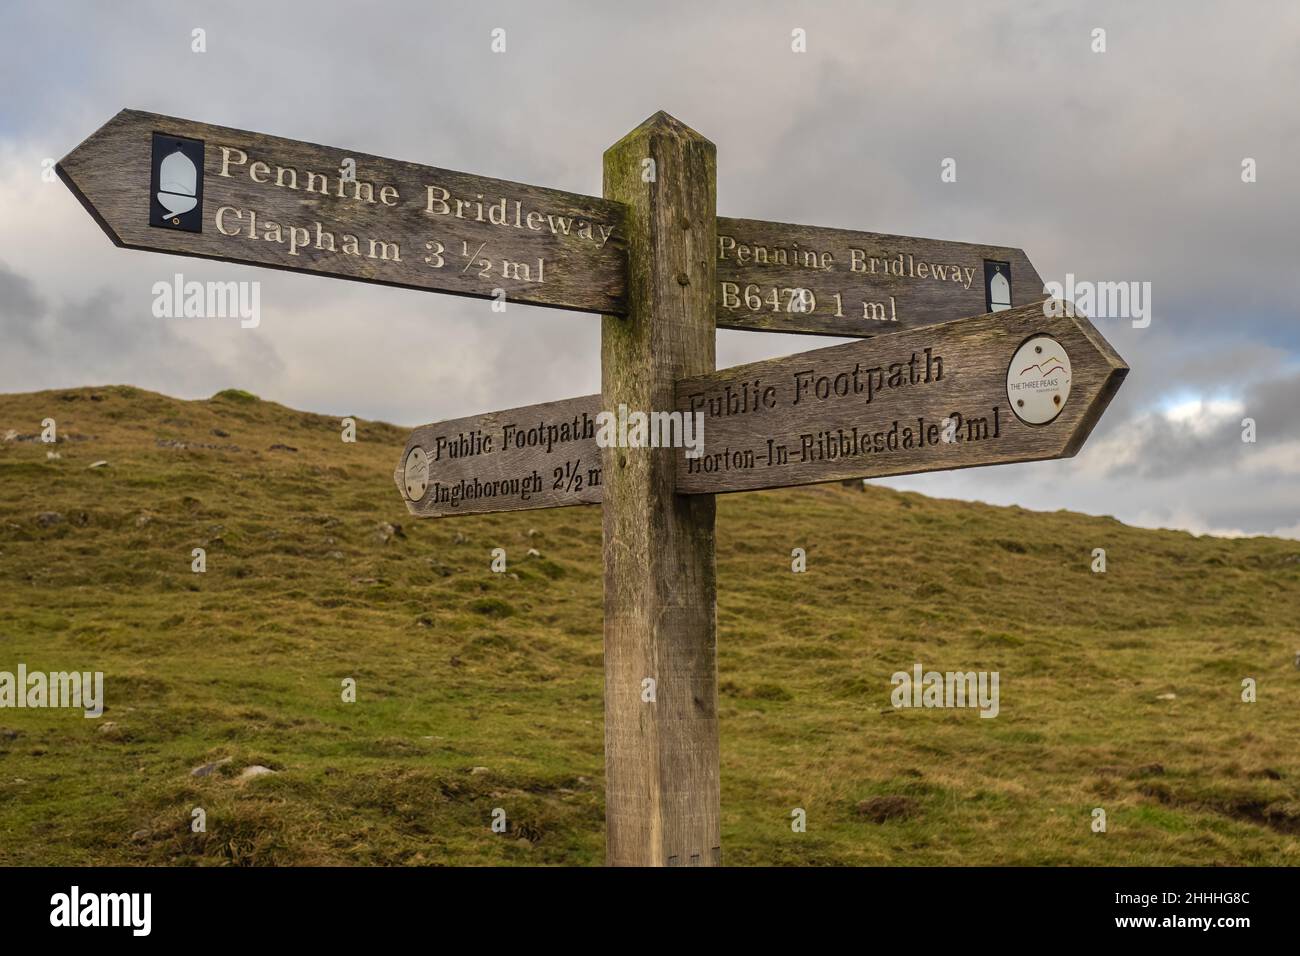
1006;334;1072;425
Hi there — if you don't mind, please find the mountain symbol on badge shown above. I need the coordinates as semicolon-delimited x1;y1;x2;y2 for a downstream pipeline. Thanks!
157;148;198;217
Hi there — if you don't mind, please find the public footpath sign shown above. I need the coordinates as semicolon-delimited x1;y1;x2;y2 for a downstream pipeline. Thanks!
673;302;1126;493
397;394;604;517
62;108;1127;867
395;302;1125;512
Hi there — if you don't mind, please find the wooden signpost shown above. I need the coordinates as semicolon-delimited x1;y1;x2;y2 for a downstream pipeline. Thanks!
62;108;1128;867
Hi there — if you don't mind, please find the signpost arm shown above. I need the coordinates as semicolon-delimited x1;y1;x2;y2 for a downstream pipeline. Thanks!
601;112;720;866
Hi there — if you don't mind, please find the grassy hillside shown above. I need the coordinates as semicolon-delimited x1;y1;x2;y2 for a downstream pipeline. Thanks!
0;384;1297;866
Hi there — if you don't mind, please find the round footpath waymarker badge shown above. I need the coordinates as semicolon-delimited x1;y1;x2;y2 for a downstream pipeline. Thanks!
1007;335;1072;425
403;447;429;501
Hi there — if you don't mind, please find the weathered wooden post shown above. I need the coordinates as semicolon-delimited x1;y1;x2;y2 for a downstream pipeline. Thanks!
601;112;720;866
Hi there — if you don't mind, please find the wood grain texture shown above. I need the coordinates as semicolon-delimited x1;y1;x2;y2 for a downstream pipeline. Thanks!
601;112;721;866
58;109;627;315
715;216;1043;336
674;300;1128;494
396;395;602;517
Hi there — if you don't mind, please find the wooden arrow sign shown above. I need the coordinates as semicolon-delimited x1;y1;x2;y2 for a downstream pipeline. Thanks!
676;300;1127;493
715;216;1044;337
396;394;603;518
58;110;627;315
396;301;1126;516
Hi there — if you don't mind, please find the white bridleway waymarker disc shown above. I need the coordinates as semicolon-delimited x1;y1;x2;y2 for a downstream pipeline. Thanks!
1007;335;1072;425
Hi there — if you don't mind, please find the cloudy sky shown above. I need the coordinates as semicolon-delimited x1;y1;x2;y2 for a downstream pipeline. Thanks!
2;0;1296;538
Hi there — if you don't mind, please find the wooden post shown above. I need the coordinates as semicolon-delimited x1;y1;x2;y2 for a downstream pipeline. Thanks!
601;112;719;866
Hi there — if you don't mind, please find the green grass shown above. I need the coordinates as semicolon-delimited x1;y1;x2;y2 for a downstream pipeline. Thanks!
1;384;1297;865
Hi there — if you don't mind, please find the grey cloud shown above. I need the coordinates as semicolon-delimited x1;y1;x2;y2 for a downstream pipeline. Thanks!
1099;367;1300;481
0;259;284;397
0;260;48;349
